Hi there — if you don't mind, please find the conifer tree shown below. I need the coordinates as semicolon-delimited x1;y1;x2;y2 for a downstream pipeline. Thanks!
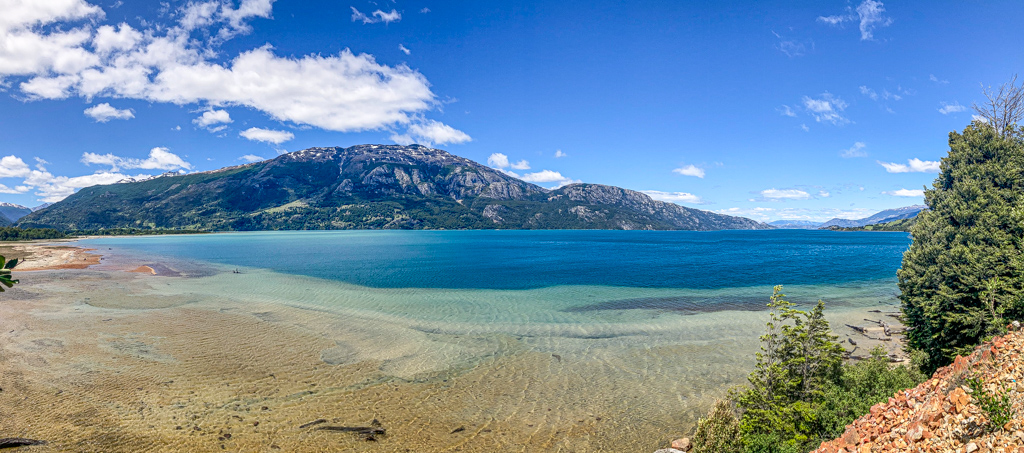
898;120;1024;371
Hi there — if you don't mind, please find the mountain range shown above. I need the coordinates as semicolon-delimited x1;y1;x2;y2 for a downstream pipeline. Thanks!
16;145;770;232
769;205;926;230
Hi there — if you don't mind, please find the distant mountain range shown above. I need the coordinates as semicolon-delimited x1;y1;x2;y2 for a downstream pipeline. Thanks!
0;202;32;225
16;145;770;232
770;205;927;230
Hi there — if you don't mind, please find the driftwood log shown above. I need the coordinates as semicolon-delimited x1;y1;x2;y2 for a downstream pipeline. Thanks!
0;438;46;449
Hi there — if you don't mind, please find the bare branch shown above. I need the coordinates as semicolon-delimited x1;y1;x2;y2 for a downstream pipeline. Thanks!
973;75;1024;138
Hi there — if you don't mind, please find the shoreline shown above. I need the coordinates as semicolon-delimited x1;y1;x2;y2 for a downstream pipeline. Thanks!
0;240;909;452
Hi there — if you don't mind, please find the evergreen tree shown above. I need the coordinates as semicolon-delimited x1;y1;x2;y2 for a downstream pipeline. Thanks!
734;286;845;450
898;121;1024;372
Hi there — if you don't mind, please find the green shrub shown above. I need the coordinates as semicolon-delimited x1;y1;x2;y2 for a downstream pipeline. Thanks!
691;399;742;453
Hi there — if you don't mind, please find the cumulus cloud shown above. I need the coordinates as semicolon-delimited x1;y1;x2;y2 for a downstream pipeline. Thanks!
486;153;509;168
350;7;401;24
0;156;32;178
802;93;849;125
518;170;579;187
403;120;471;146
818;0;893;41
878;158;940;173
554;150;566;158
82;147;192;172
938;101;966;115
885;188;925;197
641;190;702;205
760;188;811;200
238;154;264;163
510;160;530;170
0;1;465;139
672;164;705;178
399;44;410;55
193;109;232;128
841;142;867;158
239;127;294;144
84;102;134;122
777;104;797;117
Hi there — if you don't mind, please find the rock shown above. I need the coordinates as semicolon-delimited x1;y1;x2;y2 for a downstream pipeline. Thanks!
670;438;692;451
966;442;979;453
905;421;926;442
653;449;683;453
1013;320;1022;331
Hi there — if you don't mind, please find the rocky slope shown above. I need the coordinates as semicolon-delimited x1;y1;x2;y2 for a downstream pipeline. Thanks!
17;145;769;231
820;205;926;229
813;322;1024;453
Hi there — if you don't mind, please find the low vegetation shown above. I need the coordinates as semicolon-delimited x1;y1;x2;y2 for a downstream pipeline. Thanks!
0;227;66;241
822;216;918;232
689;287;926;453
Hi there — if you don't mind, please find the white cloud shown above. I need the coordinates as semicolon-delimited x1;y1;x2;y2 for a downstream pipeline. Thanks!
818;190;831;198
859;85;877;100
929;74;949;85
554;150;567;158
487;153;510;168
0;156;32;178
802;93;849;125
420;7;430;13
519;170;577;185
841;141;867;158
878;158;940;173
400;120;471;146
350;7;401;24
938;101;966;115
641;190;702;205
777;104;797;117
81;147;192;171
672;164;705;178
0;1;461;139
800;124;810;132
818;0;892;41
399;44;410;55
885;189;925;197
760;188;811;200
972;114;988;123
193;109;232;128
239;154;264;163
240;127;293;144
84;102;134;122
510;160;530;170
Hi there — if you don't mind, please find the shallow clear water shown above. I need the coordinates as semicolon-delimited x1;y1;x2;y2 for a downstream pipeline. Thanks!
60;230;913;450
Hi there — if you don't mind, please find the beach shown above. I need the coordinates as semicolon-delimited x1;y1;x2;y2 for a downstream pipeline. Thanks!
0;240;907;452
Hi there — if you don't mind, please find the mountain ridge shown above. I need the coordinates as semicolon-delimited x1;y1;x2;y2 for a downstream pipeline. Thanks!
18;145;770;232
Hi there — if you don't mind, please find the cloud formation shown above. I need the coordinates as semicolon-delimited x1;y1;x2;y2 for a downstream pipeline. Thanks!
672;164;705;178
760;188;811;200
194;109;232;128
82;147;192;171
818;0;893;41
938;101;966;115
802;93;849;125
350;7;401;24
641;190;702;205
84;103;134;122
885;188;925;197
1;1;466;139
841;142;867;158
239;127;294;144
878;158;940;173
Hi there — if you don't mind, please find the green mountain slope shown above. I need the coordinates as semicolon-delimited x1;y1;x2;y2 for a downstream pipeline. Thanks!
18;145;770;231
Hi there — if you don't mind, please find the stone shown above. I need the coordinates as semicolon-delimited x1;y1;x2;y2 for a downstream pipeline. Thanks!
670;438;692;451
1012;320;1021;331
653;449;683;453
966;442;979;453
905;421;926;442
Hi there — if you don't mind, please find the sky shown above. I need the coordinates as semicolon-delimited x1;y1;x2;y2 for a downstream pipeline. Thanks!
0;0;1022;222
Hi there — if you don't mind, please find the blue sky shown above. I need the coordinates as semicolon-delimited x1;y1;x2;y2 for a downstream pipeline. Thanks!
0;0;1020;221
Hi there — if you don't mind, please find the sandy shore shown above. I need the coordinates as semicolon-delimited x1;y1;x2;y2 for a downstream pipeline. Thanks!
0;241;909;452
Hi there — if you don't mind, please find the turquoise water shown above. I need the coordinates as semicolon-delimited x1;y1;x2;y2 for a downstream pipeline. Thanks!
74;230;913;442
83;229;910;298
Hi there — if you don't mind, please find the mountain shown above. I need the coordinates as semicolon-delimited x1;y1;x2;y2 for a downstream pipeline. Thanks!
18;145;769;232
0;202;32;224
768;220;822;229
819;205;926;229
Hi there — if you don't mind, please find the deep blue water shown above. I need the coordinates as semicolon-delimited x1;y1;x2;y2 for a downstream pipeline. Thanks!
82;230;912;290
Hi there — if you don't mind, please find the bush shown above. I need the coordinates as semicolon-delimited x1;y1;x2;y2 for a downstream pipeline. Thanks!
691;399;742;453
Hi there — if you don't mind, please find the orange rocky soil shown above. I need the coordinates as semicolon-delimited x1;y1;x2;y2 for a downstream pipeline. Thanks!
814;322;1024;453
